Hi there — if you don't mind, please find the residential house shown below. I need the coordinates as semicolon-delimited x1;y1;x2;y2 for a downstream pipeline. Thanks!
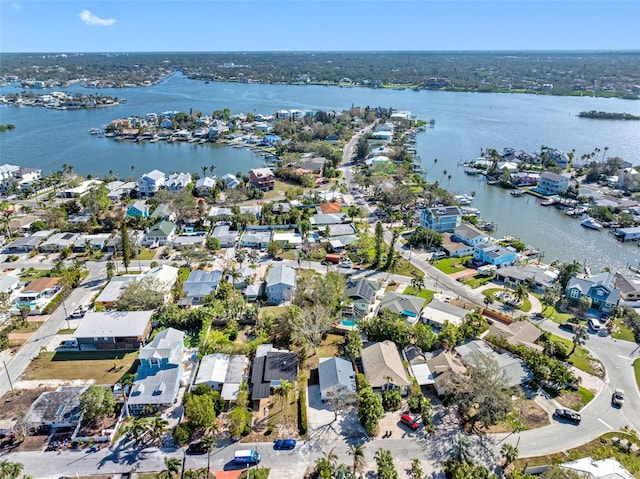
182;270;223;305
441;233;474;258
138;170;166;197
311;213;346;226
318;202;342;215
494;264;558;294
57;180;103;199
142;220;177;247
95;275;138;309
106;181;137;201
421;299;469;328
18;277;60;306
318;357;357;403
166;172;192;192
326;224;357;237
13;167;42;190
208;206;234;219
453;224;489;247
194;353;249;401
487;321;542;350
565;272;621;313
143;264;179;303
379;292;425;323
360;340;410;394
239;205;261;218
266;264;296;305
536;171;569;195
4;235;44;253
271;203;291;215
172;232;206;248
239;230;271;249
127;328;185;415
0;164;20;192
195;177;217;196
454;339;533;388
24;386;87;430
343;277;380;318
0;275;19;296
473;244;518;267
251;344;298;401
211;225;238;248
301;156;326;173
261;135;281;147
614;226;640;243
73;311;153;351
420;206;462;233
127;200;149;218
272;232;302;249
559;457;635;479
221;173;240;189
249;168;275;192
424;348;466;396
72;233;110;253
614;273;640;302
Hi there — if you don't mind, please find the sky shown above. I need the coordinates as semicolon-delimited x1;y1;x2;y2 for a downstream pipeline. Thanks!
1;1;639;52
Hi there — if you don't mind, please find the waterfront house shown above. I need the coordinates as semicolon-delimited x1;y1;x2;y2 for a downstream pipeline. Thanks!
193;353;249;401
239;230;271;249
57;180;104;199
195;177;217;196
39;232;80;253
473;244;518;267
138;170;166;197
25;386;87;431
73;311;153;351
142;220;177;247
166;172;192;192
565;272;621;313
615;226;640;243
95;275;138;309
13;167;42;190
261;135;282;147
318;357;357;403
0;164;20;192
211;225;238;248
221;173;240;189
536;171;569;195
379;291;425;323
420;206;462;233
614;273;640;302
106;181;137;201
249;168;275;191
251;344;298;401
182;270;223;304
441;233;474;258
128;328;185;415
494;264;558;294
127;200;149;218
455;339;533;388
453;223;489;247
301;156;326;173
361;340;410;395
266;264;296;305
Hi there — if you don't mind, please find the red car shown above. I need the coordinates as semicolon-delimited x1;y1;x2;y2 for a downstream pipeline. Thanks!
400;413;419;430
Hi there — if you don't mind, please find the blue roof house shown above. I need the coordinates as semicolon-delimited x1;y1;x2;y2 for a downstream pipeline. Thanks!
262;135;282;147
127;328;185;415
420;206;462;233
565;272;621;313
473;244;518;267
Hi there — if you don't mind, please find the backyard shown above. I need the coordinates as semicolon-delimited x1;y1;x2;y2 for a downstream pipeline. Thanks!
22;351;138;383
432;256;472;274
403;286;435;304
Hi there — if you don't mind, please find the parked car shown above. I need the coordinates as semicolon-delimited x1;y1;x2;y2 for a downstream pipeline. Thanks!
560;322;579;333
273;439;297;450
612;389;625;408
400;413;419;431
553;408;581;424
587;318;602;332
70;308;86;319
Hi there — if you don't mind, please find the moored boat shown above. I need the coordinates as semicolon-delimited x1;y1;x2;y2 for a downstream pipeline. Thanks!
581;217;603;230
510;189;524;197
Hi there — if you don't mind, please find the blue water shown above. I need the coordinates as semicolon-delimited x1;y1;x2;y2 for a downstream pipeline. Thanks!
341;319;358;328
1;73;638;271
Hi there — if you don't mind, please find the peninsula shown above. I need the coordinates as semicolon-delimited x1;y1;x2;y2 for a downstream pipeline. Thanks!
578;110;640;120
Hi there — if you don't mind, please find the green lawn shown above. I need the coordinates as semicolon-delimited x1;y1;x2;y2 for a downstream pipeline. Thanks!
19;268;52;283
432;256;472;274
259;305;290;319
392;257;424;278
135;248;157;260
23;351;138;382
546;332;603;377
634;359;640;393
403;286;435;304
610;319;636;342
543;307;574;324
462;276;494;289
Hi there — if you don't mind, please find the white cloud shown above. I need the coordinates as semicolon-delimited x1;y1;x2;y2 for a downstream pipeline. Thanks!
11;3;21;10
79;10;117;27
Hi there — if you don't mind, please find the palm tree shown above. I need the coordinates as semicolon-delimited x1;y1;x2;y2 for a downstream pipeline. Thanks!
455;434;472;463
570;325;589;356
411;274;425;294
0;460;24;479
201;433;217;478
209;164;217;176
274;379;294;412
446;174;452;191
512;283;528;306
409;458;424;479
500;443;518;467
229;267;242;289
483;295;494;308
147;416;169;445
348;444;366;477
158;457;181;479
324;447;339;471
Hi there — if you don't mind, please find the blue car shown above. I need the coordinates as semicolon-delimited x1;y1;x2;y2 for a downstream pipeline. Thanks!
273;439;297;450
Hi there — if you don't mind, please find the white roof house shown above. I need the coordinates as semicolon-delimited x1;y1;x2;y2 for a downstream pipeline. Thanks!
95;275;139;306
318;357;356;402
143;264;179;291
194;353;249;401
560;457;635;479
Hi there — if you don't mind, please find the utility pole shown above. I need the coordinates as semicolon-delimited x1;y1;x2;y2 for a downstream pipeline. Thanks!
62;301;70;330
2;360;14;393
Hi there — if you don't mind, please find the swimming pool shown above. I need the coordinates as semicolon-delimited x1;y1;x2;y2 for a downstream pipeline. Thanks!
340;319;358;328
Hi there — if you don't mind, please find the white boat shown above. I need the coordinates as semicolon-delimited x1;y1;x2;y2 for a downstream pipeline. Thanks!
581;217;603;230
89;128;101;135
454;194;474;205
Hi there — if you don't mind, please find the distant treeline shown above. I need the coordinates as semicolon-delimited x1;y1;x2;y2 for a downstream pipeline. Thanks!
1;51;639;99
578;111;640;120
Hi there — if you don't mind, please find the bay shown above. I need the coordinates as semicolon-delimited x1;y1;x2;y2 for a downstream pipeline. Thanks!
0;73;639;271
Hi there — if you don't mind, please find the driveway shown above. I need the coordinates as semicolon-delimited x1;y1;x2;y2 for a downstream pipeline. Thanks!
306;385;363;441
